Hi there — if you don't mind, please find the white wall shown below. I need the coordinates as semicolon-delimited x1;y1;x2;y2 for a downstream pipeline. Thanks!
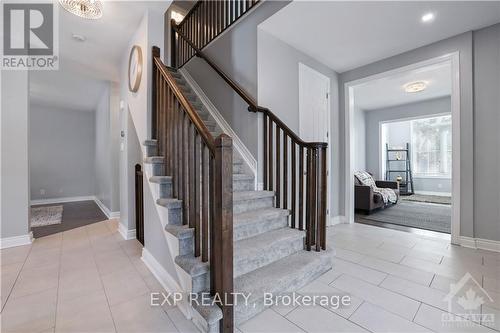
30;104;96;201
1;71;31;241
95;82;121;214
119;9;182;280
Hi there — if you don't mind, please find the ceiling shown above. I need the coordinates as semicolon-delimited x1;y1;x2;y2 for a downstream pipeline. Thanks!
353;62;451;111
30;0;171;111
259;1;500;73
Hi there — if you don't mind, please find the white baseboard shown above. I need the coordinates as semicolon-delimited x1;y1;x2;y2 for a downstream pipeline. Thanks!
414;191;452;197
180;68;257;180
141;248;181;293
329;215;347;226
118;222;136;240
0;232;33;249
30;195;95;205
459;236;500;253
94;197;120;220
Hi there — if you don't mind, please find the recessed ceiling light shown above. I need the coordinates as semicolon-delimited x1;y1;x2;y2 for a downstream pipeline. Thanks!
72;33;86;42
404;81;427;93
421;12;435;23
59;0;103;19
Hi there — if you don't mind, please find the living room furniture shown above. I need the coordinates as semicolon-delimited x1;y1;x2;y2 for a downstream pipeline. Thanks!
355;175;400;214
385;143;414;195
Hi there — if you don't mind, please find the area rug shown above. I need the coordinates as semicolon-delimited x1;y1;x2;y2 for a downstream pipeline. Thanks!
401;194;451;205
31;205;63;227
356;201;451;233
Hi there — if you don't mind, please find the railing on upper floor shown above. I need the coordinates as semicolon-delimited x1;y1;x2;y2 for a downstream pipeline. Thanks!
170;1;328;253
151;46;234;332
172;0;260;68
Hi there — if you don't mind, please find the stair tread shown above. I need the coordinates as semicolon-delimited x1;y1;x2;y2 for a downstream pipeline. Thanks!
235;250;331;294
234;207;289;224
175;254;209;277
149;176;172;184
144;156;164;164
233;174;253;181
156;198;182;208
165;224;193;239
234;228;304;256
233;191;274;201
234;250;332;324
143;139;157;146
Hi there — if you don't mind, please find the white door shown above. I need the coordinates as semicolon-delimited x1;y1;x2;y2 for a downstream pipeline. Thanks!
298;63;331;216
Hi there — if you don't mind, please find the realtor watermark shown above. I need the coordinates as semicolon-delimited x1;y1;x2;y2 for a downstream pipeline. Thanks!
1;0;59;70
441;272;495;327
151;292;352;309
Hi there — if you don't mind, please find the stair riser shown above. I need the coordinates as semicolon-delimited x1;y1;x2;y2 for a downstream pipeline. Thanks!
234;237;304;278
192;273;209;294
145;163;164;177
158;205;183;225
145;145;157;157
152;182;172;199
178;236;193;256
234;254;332;325
234;215;289;241
233;163;245;175
233;178;254;192
233;196;274;214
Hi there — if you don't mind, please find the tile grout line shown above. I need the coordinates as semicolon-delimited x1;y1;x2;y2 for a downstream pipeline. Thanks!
1;242;34;313
86;223;119;333
52;233;64;332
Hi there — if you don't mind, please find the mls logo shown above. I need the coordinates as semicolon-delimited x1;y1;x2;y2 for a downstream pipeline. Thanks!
1;1;58;69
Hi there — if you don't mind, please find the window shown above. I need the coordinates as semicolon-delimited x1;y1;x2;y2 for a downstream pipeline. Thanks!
411;115;451;177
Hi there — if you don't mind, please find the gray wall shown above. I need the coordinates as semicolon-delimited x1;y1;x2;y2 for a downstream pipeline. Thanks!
1;71;30;239
184;1;290;158
95;83;121;213
29;104;96;200
339;31;475;238
341;24;500;241
472;23;500;241
353;107;366;171
95;85;113;211
257;30;340;216
364;97;452;194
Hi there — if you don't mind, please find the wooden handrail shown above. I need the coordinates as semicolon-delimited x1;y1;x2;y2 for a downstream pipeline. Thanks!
172;22;327;149
153;54;215;152
173;22;257;109
152;45;234;332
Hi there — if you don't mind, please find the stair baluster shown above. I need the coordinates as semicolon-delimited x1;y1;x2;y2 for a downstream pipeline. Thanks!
152;46;234;332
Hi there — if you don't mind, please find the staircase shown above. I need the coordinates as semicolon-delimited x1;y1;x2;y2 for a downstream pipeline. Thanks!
143;67;331;330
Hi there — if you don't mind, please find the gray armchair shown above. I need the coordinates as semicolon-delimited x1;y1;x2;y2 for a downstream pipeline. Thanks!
355;177;399;214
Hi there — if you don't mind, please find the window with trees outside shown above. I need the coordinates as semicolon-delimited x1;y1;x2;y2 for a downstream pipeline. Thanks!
411;115;452;177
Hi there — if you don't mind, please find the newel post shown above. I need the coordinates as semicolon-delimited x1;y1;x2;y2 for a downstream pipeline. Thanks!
211;134;234;333
170;19;177;68
151;46;160;140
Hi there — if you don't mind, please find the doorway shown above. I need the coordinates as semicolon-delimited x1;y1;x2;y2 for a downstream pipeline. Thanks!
344;53;461;243
299;63;331;217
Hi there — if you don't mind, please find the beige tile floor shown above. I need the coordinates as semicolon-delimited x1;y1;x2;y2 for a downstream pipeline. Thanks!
0;219;199;333
1;220;499;333
239;223;500;333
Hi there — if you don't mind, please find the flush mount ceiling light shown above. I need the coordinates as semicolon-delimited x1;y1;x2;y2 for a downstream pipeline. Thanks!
404;81;427;93
59;0;103;19
421;12;435;23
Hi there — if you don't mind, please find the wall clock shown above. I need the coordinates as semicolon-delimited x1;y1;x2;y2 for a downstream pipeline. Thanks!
128;45;143;93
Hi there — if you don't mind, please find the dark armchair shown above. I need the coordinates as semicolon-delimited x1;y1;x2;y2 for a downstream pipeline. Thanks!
355;177;400;214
